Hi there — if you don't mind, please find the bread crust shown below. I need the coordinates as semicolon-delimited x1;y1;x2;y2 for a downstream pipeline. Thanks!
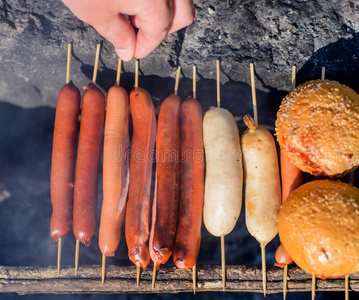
276;79;359;177
278;180;359;279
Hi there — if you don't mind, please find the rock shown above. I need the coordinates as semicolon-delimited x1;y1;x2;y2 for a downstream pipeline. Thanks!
1;0;359;109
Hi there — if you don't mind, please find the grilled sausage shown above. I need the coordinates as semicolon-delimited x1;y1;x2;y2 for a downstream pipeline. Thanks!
50;81;81;241
149;94;181;268
125;87;156;270
173;96;204;269
73;83;105;246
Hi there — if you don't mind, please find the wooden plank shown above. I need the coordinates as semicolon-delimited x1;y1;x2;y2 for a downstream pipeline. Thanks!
0;265;358;295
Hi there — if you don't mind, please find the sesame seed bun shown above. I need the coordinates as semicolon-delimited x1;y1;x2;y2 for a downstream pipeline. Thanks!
278;180;359;279
275;79;359;177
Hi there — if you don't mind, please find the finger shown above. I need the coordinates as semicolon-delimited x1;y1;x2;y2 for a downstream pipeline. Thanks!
169;0;195;33
91;14;136;61
133;0;173;59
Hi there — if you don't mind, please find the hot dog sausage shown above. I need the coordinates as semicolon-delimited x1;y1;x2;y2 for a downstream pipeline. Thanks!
173;96;204;269
99;85;129;256
73;83;105;246
50;81;81;241
149;94;181;268
203;107;243;237
241;115;281;246
125;87;156;270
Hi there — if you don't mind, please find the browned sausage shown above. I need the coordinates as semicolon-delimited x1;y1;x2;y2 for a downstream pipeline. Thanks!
149;94;181;268
173;96;204;269
50;81;81;241
125;87;156;270
73;83;105;246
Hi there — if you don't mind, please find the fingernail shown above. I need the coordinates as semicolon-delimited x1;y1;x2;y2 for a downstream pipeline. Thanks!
115;48;132;61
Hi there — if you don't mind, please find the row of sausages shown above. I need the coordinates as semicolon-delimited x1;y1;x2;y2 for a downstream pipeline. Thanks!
50;71;301;280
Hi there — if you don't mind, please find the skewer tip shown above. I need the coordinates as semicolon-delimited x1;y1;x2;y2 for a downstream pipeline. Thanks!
75;239;80;275
261;243;267;297
136;266;140;287
311;274;316;300
345;275;349;300
221;235;226;292
152;263;157;291
192;265;196;295
283;264;288;300
101;254;106;286
57;237;62;275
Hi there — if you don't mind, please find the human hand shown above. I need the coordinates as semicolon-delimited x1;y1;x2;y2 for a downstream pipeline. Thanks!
62;0;195;61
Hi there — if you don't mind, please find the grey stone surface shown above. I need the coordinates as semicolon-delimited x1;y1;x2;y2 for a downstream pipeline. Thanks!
0;1;358;299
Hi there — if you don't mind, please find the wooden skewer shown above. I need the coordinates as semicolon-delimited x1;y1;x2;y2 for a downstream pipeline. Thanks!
75;239;80;275
221;235;226;292
174;66;181;96
250;63;258;127
66;43;71;84
134;59;139;88
345;274;350;300
261;243;267;297
216;59;220;108
92;43;101;84
57;237;62;275
152;262;157;291
321;66;326;80
192;64;197;295
136;266;140;287
116;58;122;86
58;44;73;275
312;274;316;300
101;254;106;286
193;65;197;99
282;65;297;300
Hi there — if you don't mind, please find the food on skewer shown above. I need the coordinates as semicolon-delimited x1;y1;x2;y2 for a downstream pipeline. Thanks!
125;60;157;286
173;66;204;295
73;44;105;274
203;107;243;291
99;58;130;285
50;43;81;274
276;79;359;177
242;115;281;297
149;67;181;290
278;180;359;279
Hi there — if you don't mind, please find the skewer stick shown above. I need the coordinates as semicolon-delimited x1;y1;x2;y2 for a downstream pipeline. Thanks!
174;66;181;96
193;65;197;99
101;254;106;286
261;243;267;297
152;262;157;291
92;44;101;84
321;67;326;80
192;65;197;295
345;275;349;300
116;58;122;86
291;65;296;90
75;239;80;275
57;238;62;275
134;59;139;88
66;43;72;84
221;235;226;292
282;65;297;300
283;264;288;300
59;43;72;275
250;63;258;127
312;274;316;300
216;60;221;108
136;266;140;287
192;264;196;295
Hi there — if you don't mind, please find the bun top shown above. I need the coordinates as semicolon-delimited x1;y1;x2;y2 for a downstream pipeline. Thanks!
275;79;359;176
278;179;359;279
